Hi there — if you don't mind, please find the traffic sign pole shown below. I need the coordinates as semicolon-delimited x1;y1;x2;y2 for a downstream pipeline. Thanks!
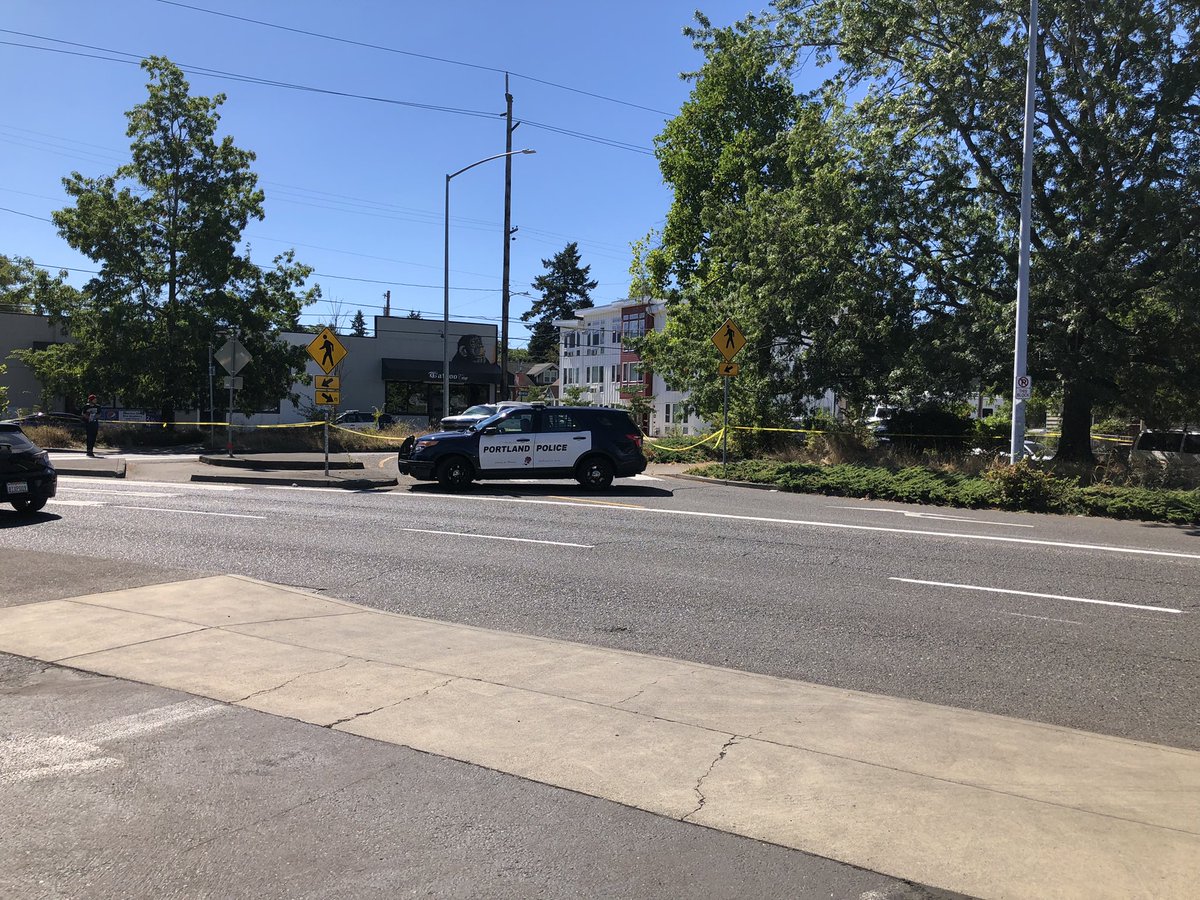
722;375;730;477
324;410;330;477
226;329;237;458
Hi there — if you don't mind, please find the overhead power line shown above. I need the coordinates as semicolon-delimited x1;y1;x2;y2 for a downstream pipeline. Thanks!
153;0;675;117
0;33;656;154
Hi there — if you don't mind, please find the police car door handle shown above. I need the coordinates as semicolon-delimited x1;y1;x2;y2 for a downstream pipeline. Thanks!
572;435;587;440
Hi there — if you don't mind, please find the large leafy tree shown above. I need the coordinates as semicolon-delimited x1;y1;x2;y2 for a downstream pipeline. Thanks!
29;57;318;421
645;3;1200;459
0;255;81;314
521;241;597;361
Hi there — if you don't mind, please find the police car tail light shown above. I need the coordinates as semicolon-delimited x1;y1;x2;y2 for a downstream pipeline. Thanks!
626;432;643;448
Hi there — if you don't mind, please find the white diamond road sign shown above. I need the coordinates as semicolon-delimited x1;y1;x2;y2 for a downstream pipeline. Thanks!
215;338;252;376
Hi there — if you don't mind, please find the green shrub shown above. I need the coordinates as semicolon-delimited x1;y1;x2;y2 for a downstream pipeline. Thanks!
21;424;80;449
983;461;1077;512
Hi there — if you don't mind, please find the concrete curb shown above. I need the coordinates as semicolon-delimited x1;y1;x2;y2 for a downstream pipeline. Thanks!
190;472;397;489
668;472;778;491
198;455;364;471
53;459;127;479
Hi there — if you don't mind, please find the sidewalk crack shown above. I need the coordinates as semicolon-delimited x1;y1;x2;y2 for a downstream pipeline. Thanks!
682;733;741;821
326;678;456;728
232;660;350;704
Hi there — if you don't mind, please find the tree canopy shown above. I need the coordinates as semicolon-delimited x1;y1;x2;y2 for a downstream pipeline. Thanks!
22;57;319;420
522;241;597;362
640;2;1200;458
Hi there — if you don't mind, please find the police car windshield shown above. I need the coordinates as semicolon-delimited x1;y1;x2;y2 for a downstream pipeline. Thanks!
472;410;513;431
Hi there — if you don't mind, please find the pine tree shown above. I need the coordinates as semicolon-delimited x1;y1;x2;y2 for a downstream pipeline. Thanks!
350;309;368;337
521;242;597;362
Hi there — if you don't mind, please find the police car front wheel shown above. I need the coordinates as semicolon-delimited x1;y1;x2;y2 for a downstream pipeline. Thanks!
576;455;614;490
437;456;474;489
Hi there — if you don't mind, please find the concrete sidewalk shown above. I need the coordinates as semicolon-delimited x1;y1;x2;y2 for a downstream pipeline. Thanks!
0;575;1195;899
50;451;398;488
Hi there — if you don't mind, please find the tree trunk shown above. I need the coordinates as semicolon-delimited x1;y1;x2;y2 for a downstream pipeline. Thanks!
1055;382;1094;462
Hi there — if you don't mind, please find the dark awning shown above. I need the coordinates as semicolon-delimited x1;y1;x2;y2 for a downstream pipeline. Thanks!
381;358;501;385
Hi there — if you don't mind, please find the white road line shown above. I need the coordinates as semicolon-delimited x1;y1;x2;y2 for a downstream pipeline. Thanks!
45;499;106;507
58;476;246;492
78;699;222;743
889;577;1183;614
1;700;223;786
828;505;1036;528
410;493;1200;561
998;611;1083;625
60;488;180;498
401;527;592;548
113;505;266;520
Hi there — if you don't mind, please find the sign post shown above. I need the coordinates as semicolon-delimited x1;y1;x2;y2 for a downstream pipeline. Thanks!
307;328;349;478
215;332;252;458
711;318;747;479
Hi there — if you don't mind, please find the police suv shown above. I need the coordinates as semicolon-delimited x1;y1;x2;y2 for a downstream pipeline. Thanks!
397;404;646;490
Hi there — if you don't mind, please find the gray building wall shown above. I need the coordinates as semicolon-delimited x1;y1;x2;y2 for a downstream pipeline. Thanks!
0;311;71;415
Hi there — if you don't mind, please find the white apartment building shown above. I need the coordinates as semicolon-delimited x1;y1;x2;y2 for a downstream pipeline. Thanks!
554;299;704;437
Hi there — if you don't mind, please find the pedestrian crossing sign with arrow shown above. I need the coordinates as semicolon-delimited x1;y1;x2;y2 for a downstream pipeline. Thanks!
315;375;340;391
711;318;746;362
307;327;347;374
316;390;340;407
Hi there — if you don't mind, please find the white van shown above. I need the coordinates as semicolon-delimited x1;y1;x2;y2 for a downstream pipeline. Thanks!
1131;430;1200;468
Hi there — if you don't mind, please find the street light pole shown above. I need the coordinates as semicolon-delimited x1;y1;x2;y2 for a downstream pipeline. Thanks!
443;148;536;419
1010;0;1038;464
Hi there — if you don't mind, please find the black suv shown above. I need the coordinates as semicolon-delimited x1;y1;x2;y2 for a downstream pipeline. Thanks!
398;405;646;490
1;424;57;513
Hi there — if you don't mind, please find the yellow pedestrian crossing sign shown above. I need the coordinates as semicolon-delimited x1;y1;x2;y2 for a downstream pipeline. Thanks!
307;327;347;374
711;318;746;362
315;375;340;391
315;389;340;407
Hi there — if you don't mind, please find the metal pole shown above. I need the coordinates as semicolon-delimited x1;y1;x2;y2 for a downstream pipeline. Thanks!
324;410;330;477
226;332;236;458
443;172;451;420
208;341;214;449
1010;0;1037;464
500;74;514;402
722;375;730;478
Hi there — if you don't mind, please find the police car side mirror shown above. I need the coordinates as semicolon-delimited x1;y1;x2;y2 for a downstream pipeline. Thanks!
481;426;499;436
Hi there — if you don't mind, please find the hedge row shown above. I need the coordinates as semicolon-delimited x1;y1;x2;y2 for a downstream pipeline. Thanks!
688;460;1200;525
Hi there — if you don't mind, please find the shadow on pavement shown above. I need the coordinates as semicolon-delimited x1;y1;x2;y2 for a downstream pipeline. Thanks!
0;511;61;528
406;482;675;500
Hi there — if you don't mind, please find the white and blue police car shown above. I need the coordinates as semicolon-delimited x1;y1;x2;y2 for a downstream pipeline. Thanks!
397;404;647;490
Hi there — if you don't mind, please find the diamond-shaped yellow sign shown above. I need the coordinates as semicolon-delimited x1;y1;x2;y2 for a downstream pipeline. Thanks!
307;327;348;374
711;318;746;362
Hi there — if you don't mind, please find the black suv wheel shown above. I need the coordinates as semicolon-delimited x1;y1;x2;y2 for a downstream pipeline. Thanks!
437;455;474;489
576;455;614;490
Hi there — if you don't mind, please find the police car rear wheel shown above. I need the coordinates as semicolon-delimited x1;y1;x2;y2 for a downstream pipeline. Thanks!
437;456;474;489
576;456;614;490
12;497;47;514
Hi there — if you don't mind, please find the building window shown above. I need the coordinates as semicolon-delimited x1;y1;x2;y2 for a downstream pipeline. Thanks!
621;362;641;383
611;364;619;383
586;365;604;384
563;368;580;385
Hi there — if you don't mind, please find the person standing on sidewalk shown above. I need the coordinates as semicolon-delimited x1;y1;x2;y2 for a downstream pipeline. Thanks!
82;394;101;457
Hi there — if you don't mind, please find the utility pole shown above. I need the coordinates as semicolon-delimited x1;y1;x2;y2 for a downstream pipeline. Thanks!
1009;0;1037;464
384;289;390;317
500;74;515;401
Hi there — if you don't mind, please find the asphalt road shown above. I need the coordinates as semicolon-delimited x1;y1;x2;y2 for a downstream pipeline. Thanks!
3;470;1197;750
4;654;952;900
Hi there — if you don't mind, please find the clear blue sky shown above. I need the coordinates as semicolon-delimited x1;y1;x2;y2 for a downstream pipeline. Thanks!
0;0;767;349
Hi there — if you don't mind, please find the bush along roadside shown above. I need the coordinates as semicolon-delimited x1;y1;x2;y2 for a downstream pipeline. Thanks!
687;460;1200;525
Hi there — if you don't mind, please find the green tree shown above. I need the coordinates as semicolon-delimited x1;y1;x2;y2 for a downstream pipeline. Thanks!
522;242;597;362
645;3;1200;459
350;309;368;337
0;255;81;314
26;57;318;422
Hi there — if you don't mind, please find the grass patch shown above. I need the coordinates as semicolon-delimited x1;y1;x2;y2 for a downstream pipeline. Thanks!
689;459;1200;525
